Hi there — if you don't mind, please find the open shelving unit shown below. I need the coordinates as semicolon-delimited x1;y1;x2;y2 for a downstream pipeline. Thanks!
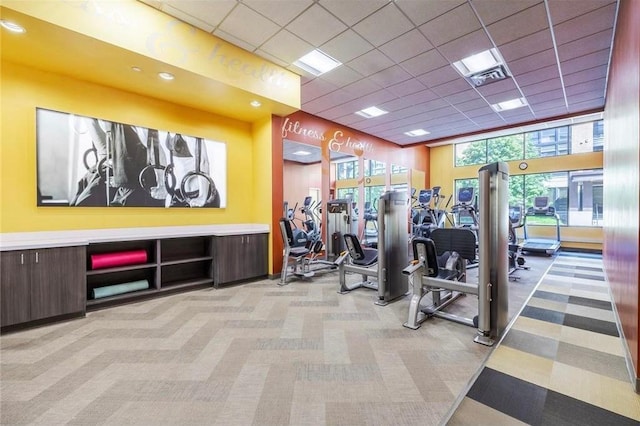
86;236;215;309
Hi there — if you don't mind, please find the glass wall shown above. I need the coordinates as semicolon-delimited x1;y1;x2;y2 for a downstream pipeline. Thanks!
336;160;358;180
455;119;603;166
457;168;603;227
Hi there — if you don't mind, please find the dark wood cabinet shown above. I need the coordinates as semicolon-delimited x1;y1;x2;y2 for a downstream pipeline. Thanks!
1;246;85;328
213;233;268;286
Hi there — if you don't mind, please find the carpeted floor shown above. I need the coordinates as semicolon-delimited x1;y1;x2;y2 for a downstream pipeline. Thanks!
1;252;636;425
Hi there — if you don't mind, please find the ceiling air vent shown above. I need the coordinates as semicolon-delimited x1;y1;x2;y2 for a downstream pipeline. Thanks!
468;65;508;87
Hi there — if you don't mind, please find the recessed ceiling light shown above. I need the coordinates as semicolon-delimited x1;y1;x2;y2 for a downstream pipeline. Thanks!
292;150;311;156
355;106;388;118
453;48;502;76
0;20;26;33
491;98;528;112
404;129;430;137
250;100;261;107
293;49;341;76
131;66;142;72
158;72;174;80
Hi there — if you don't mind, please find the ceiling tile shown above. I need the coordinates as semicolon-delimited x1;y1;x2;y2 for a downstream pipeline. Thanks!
368;65;413;87
526;90;565;104
342;78;383;98
508;49;557;75
567;97;605;112
352;3;415;47
499;30;553;62
530;98;567;112
416;66;460;88
472;0;542;25
487;3;548;46
514;64;560;86
216;3;280;47
258;30;313;64
431;79;474;97
386;79;429;97
557;29;613;62
347;49;395;77
552;3;617;46
243;0;313;26
562;64;608;86
162;0;237;28
418;3;481;46
255;50;289;67
378;30;434;63
438;30;493;63
213;28;260;52
565;78;607;97
304;90;356;113
521;78;563;96
395;0;466;26
444;89;483;105
381;89;439;110
319;65;363;87
286;3;348;46
456;98;491;112
319;0;388;26
320;30;373;64
548;0;616;25
301;78;340;103
464;106;497;118
560;49;610;74
400;49;449;77
159;4;215;33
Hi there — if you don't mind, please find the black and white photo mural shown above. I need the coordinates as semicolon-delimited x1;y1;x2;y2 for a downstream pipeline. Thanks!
36;108;226;208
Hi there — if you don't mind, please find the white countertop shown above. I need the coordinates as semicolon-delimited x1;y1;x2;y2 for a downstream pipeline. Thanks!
0;224;270;251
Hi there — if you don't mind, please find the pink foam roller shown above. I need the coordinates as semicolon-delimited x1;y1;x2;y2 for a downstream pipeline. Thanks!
91;249;148;270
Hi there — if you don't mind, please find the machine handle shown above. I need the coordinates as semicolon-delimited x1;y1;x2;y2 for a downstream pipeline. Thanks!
402;260;422;275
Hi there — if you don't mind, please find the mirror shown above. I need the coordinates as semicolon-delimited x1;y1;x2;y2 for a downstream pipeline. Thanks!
283;140;322;238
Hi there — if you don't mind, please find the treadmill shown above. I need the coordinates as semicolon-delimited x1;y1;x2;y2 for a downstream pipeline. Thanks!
522;196;561;255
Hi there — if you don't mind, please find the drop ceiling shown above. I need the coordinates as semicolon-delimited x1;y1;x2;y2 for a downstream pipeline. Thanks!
140;0;618;146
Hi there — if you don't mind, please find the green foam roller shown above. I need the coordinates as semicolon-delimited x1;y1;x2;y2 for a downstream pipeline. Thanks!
92;279;149;299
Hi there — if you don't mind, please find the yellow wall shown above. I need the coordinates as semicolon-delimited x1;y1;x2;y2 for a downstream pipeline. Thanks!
429;144;604;249
0;61;262;232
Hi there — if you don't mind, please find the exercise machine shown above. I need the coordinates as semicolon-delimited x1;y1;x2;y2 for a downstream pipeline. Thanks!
335;190;409;306
278;217;337;285
360;200;378;247
450;187;479;231
521;196;561;255
325;197;358;260
508;205;529;277
403;162;510;346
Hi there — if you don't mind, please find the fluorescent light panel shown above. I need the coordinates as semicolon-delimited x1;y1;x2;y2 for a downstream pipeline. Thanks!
355;106;388;118
293;49;341;76
453;48;502;76
491;98;527;112
292;150;312;156
405;129;430;137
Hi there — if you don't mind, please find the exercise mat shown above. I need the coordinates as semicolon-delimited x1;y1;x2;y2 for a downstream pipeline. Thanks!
90;249;148;269
91;279;149;299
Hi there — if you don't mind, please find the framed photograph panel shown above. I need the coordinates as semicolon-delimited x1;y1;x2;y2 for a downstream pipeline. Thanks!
36;108;226;208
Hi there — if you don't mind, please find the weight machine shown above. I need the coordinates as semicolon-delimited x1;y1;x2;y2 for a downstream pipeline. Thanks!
403;163;510;346
335;190;409;306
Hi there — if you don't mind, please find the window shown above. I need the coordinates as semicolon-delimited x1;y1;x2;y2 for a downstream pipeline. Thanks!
487;134;524;163
525;126;569;159
336;187;358;204
364;159;385;177
567;169;603;226
593;120;604;151
455;140;486;166
391;164;407;174
336;161;358;180
364;185;386;209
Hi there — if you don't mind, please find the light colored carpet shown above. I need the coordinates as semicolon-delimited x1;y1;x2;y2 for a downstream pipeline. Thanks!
1;255;553;425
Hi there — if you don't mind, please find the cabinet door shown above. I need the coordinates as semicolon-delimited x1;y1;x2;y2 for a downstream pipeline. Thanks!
214;235;244;285
244;234;268;279
0;251;31;326
30;246;85;321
